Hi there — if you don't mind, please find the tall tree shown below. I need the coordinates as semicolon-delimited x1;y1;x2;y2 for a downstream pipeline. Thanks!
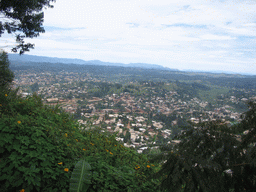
0;0;55;54
149;101;256;191
0;51;14;89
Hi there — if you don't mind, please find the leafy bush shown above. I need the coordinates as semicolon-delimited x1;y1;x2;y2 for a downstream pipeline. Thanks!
0;91;80;191
0;89;162;192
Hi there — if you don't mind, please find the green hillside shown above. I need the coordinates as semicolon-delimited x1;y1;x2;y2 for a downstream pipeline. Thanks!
0;88;163;192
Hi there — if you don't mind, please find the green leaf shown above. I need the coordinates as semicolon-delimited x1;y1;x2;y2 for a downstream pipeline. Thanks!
69;159;92;192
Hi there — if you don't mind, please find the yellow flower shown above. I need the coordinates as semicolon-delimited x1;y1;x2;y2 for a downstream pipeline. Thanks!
64;168;69;172
19;189;25;192
0;104;2;106
106;149;109;152
147;165;150;168
151;164;155;166
83;148;86;151
114;145;117;147
109;152;113;155
90;142;94;146
58;162;63;165
17;121;21;124
76;139;78;142
5;94;7;97
65;133;68;137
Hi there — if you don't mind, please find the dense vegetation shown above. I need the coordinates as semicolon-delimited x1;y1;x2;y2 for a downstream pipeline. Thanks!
149;101;256;191
0;87;163;192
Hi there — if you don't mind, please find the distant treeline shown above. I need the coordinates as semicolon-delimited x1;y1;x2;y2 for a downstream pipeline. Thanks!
10;61;256;90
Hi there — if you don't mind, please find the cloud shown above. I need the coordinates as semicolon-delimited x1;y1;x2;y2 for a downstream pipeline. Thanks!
15;0;254;74
126;23;140;28
200;34;235;40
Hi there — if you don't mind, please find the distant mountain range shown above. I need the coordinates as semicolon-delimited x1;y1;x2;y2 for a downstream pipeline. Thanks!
8;54;256;76
8;54;179;71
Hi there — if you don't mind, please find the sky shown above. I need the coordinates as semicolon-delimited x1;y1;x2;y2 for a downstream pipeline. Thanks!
1;0;256;75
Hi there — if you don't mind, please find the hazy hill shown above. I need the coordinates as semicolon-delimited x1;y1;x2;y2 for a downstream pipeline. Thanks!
8;54;178;71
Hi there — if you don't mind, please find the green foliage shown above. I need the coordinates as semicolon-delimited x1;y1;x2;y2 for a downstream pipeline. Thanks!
149;101;256;192
0;0;55;54
191;82;210;91
0;89;163;192
0;91;77;192
30;82;39;93
176;81;198;98
0;52;14;89
240;101;256;145
69;160;92;192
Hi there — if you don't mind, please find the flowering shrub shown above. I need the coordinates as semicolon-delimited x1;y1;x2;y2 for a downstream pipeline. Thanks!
0;90;163;192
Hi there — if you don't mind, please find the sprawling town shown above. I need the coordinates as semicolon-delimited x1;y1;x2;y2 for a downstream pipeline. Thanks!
10;62;256;153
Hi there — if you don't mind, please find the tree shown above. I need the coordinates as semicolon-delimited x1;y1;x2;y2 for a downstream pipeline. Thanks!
0;51;14;89
0;0;55;54
73;106;82;119
31;82;39;93
67;91;73;100
240;101;256;147
149;101;256;191
124;131;131;143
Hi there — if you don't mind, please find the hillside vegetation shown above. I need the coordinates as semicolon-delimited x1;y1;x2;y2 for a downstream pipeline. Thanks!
0;87;164;192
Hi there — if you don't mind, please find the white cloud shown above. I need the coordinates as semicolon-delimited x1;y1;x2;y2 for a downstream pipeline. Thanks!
30;39;90;50
200;34;234;40
4;0;254;75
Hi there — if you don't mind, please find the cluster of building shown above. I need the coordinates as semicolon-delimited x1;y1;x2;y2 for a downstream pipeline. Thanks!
11;69;256;153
